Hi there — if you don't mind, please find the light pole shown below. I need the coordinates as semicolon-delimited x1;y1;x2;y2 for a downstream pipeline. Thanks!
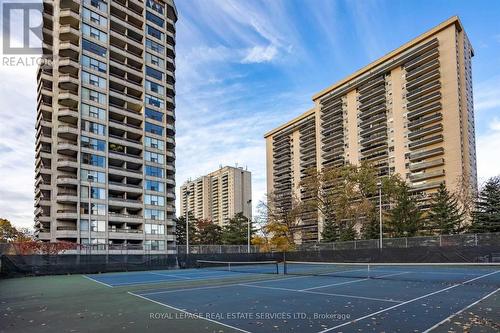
378;182;383;249
88;175;93;253
247;199;252;253
185;190;191;255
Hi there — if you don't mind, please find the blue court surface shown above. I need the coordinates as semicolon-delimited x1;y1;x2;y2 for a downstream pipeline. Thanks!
84;263;500;332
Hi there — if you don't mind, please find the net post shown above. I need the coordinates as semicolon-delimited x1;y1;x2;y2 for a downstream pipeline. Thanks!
283;251;287;275
367;263;370;279
228;262;231;271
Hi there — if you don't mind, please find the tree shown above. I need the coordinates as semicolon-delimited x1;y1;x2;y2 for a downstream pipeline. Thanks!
426;183;465;235
471;176;500;233
386;183;423;237
0;218;20;242
261;192;303;250
222;213;249;245
175;213;197;245
196;218;222;244
321;218;340;242
360;214;379;240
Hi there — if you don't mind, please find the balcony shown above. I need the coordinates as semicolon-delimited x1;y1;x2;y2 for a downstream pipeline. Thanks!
56;174;78;186
57;140;78;156
406;68;440;91
410;180;442;192
408;124;443;141
407;102;442;121
56;189;78;203
57;124;78;141
58;107;79;125
56;209;78;220
409;158;445;172
410;169;445;182
59;7;80;27
56;157;78;172
409;147;444;161
108;212;144;223
408;112;442;130
408;134;443;150
58;90;79;108
406;58;440;82
59;24;80;44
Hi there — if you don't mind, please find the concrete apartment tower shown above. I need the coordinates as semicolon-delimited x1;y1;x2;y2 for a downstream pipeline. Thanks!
34;0;177;253
180;166;252;226
265;17;477;243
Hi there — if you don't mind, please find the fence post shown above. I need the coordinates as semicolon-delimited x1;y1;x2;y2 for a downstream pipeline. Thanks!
474;234;478;246
354;240;357;250
439;235;442;247
405;237;408;248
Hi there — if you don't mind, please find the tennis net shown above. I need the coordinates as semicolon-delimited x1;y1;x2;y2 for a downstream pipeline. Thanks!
284;261;500;285
197;260;280;274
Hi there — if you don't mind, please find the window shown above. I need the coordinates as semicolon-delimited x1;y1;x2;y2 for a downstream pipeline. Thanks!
145;180;164;192
82;39;107;57
81;238;106;249
146;0;165;15
145;108;164;122
82;120;106;135
146;25;164;41
81;136;106;151
82;153;106;167
81;169;105;183
84;0;107;12
91;204;106;216
83;24;107;42
82;71;106;88
145;165;164;178
145;122;163;135
145;223;165;235
146;11;164;27
145;240;165;251
146;38;164;54
145;151;164;164
80;186;106;199
81;103;106;120
145;136;164;150
145;194;165;206
146;80;165;95
82;87;106;105
91;220;106;232
82;55;107;73
83;8;107;27
145;209;165;220
146;66;164;81
146;94;164;108
146;53;165;68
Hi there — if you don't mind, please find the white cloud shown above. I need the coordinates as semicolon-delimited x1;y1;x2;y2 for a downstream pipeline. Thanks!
241;45;278;63
476;120;500;182
474;75;500;112
0;64;38;229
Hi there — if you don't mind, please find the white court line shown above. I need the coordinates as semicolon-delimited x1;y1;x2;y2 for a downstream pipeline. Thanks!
317;270;500;333
301;278;368;290
239;283;403;303
82;275;114;288
300;271;410;291
149;272;193;279
422;287;500;333
138;275;313;296
127;291;250;333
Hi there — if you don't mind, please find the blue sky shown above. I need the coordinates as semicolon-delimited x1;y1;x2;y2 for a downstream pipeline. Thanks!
0;0;499;228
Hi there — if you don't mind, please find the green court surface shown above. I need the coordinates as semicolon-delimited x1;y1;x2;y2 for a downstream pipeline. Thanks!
0;264;498;333
0;272;278;333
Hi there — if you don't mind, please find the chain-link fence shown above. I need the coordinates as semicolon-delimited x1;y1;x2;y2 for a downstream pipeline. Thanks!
176;245;260;254
295;232;500;251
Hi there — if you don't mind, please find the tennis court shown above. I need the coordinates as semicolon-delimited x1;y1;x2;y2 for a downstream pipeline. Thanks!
81;260;499;333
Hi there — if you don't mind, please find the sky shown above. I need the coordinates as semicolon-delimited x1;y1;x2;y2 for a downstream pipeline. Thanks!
0;0;499;229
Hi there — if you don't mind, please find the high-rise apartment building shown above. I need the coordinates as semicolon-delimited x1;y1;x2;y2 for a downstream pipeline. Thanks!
265;17;477;242
34;0;177;253
180;166;252;225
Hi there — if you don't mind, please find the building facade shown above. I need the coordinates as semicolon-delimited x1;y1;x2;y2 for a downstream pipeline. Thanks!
265;17;477;243
180;166;252;225
34;0;177;253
